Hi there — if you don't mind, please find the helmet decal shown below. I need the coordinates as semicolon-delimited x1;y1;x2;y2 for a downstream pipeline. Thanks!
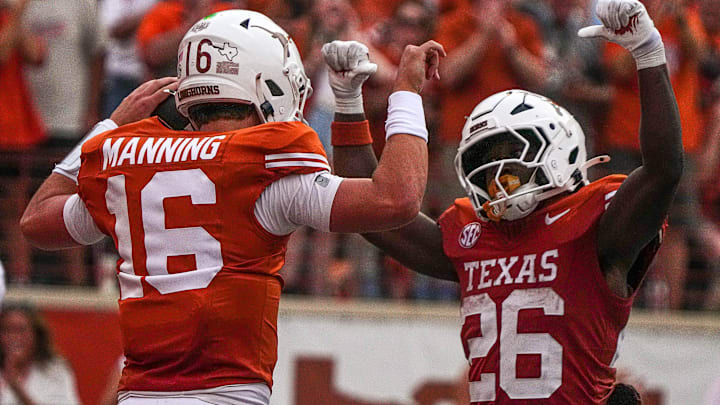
175;10;312;126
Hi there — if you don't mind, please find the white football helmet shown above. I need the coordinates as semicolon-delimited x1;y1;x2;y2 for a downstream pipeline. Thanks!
175;10;312;126
454;90;608;222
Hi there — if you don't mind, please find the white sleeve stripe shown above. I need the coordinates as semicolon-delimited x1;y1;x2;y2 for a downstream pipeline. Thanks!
605;190;617;200
265;153;329;164
265;161;331;170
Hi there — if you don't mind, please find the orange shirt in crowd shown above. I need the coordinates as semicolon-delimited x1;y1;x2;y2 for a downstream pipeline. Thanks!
436;7;543;144
136;1;236;61
0;12;45;150
350;0;399;29
602;8;706;154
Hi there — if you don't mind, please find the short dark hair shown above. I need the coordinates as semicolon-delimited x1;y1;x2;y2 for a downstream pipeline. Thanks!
607;382;642;405
188;102;256;127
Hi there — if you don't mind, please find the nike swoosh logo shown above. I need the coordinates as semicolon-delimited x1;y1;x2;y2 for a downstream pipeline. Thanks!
545;209;571;225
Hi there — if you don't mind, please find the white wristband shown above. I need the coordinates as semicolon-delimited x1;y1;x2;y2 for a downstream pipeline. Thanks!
384;91;428;142
335;94;365;115
53;119;118;183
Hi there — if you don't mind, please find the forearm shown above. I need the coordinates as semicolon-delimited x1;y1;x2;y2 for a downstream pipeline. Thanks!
332;135;427;231
333;115;377;179
329;124;427;232
638;64;683;179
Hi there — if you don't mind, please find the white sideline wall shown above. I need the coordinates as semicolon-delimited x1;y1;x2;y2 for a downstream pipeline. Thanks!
5;287;720;404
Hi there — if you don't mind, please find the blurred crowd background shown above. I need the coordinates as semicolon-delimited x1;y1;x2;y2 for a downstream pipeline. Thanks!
2;0;720;311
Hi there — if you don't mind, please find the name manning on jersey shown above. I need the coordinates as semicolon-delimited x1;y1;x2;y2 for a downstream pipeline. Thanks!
101;135;226;170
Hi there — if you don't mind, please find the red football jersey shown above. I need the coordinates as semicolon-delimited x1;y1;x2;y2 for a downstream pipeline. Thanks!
77;118;329;392
437;175;660;404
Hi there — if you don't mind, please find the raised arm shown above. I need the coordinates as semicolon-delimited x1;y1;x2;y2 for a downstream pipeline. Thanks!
20;77;179;250
325;41;457;281
579;0;683;293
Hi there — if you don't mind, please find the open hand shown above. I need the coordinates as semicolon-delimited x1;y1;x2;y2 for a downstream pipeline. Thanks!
110;77;179;126
393;40;446;94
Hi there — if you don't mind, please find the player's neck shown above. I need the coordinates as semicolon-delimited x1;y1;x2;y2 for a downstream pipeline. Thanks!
198;115;262;132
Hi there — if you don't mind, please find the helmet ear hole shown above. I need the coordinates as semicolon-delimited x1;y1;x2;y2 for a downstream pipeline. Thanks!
569;147;579;164
265;80;284;96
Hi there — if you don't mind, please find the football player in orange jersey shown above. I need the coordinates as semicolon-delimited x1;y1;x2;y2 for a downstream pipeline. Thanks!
332;0;681;403
19;9;445;405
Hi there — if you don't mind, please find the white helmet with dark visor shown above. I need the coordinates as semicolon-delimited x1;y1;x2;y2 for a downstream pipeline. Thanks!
454;90;608;222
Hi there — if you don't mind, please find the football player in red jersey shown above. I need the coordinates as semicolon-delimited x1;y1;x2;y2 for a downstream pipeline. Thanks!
331;0;681;403
19;9;445;405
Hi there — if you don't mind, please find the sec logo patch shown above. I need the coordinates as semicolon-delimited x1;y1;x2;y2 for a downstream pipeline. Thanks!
459;222;481;248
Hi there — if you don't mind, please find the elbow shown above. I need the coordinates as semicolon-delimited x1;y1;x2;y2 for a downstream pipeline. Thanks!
383;194;422;228
19;211;39;247
19;210;56;251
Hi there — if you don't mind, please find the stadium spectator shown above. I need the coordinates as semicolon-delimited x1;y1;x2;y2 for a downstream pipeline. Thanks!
436;0;547;146
350;0;399;29
0;0;46;150
19;9;443;404
23;0;104;144
302;0;367;151
0;304;80;404
361;0;453;299
136;0;238;78
333;0;682;401
364;0;438;157
99;0;159;118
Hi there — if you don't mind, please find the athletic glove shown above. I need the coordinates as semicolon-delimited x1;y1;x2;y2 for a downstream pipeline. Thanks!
321;40;378;114
578;0;665;70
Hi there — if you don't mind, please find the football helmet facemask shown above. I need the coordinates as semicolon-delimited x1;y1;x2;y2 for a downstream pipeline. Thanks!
175;10;312;127
454;90;609;222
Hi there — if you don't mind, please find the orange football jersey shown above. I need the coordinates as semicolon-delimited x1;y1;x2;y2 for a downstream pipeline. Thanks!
438;175;662;404
77;118;329;392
